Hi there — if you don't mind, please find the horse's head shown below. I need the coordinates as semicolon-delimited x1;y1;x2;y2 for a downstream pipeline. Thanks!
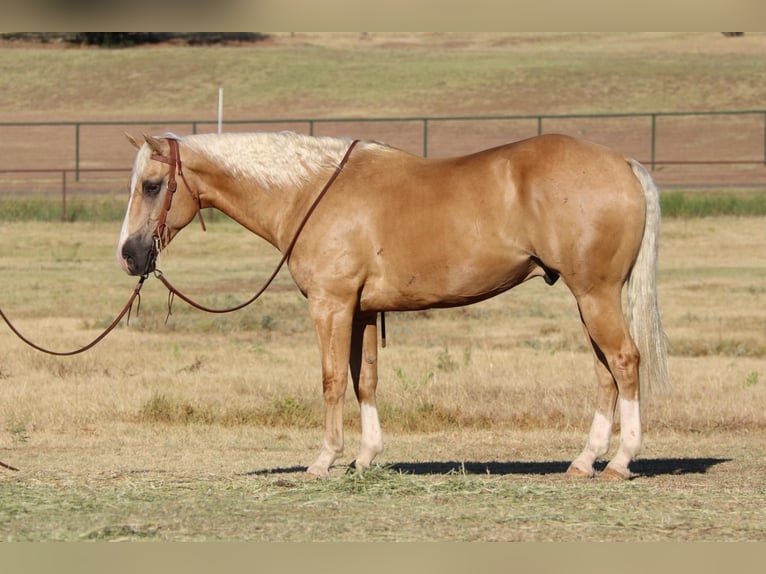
117;134;203;276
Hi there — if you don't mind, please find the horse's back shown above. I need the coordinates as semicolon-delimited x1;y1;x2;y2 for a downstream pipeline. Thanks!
298;134;648;310
352;133;646;256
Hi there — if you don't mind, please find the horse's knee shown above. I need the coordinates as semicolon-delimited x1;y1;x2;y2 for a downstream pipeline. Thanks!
322;373;348;404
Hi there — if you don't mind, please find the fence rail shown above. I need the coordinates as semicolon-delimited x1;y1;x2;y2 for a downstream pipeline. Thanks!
0;167;127;220
2;110;765;204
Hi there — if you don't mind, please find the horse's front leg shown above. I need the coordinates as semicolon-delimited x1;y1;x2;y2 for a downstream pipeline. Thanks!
350;313;383;470
306;295;355;478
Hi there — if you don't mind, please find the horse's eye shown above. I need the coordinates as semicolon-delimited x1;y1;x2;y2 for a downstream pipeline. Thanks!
142;180;163;196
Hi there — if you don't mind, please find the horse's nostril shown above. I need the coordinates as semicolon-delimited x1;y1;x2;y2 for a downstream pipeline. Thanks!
122;245;136;272
120;235;156;276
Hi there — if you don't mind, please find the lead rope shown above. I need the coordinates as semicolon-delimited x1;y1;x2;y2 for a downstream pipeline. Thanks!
0;274;147;472
0;275;146;357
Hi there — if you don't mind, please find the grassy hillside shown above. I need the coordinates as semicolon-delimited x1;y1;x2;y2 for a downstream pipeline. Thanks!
1;32;765;120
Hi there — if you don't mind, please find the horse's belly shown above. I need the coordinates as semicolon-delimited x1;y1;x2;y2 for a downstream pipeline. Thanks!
359;251;537;311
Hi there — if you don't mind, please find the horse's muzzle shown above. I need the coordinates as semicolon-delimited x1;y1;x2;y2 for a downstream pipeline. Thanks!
120;234;156;276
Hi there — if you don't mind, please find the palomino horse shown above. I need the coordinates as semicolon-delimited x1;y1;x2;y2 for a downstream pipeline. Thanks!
117;131;669;479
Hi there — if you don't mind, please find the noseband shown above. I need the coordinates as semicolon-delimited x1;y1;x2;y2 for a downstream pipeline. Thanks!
149;138;207;263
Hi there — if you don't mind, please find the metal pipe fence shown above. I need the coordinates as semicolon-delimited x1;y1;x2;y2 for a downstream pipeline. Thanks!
2;110;765;209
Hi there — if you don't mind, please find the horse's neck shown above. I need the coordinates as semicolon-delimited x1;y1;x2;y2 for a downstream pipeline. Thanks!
187;136;341;252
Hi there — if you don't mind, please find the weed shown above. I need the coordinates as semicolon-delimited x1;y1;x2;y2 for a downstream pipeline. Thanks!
436;345;459;372
415;401;461;426
462;346;473;366
139;393;176;423
8;420;31;443
178;356;204;374
260;315;277;331
138;393;215;425
393;366;434;391
267;396;313;427
523;338;541;350
743;371;759;388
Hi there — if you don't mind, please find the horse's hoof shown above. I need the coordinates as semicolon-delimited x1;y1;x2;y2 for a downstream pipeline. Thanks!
305;465;330;479
599;466;635;481
566;463;595;478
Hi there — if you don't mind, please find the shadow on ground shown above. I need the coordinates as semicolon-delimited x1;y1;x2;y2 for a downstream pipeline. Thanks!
246;457;730;477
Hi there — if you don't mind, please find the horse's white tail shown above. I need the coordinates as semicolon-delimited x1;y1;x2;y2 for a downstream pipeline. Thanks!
626;159;671;401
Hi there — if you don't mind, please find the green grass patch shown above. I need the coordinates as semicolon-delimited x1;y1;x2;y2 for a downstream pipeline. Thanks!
0;194;127;222
661;189;766;218
4;190;766;223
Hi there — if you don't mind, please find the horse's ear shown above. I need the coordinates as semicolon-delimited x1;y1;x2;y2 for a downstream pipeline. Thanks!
143;133;165;155
124;132;141;150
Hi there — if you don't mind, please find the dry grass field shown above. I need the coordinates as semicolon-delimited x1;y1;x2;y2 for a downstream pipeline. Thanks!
1;215;764;541
1;33;765;542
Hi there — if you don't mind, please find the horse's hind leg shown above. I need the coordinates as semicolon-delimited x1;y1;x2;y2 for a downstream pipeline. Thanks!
349;313;384;470
569;288;642;480
567;332;619;478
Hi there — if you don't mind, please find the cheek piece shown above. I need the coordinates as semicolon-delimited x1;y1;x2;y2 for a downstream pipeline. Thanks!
148;138;207;268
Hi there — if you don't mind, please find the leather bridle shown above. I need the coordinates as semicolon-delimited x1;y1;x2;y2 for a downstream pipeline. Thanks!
148;138;207;267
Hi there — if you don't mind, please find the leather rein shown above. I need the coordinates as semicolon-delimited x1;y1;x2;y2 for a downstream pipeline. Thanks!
153;137;361;316
1;138;366;358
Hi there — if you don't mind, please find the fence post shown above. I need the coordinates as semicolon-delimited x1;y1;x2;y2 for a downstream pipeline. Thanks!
422;118;429;157
763;112;766;166
75;123;81;181
62;170;67;222
537;116;543;136
651;114;657;171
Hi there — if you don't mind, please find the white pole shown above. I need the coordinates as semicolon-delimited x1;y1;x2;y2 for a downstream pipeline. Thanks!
218;87;223;134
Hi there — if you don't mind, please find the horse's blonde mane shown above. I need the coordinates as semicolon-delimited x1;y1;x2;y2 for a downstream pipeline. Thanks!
177;131;363;190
